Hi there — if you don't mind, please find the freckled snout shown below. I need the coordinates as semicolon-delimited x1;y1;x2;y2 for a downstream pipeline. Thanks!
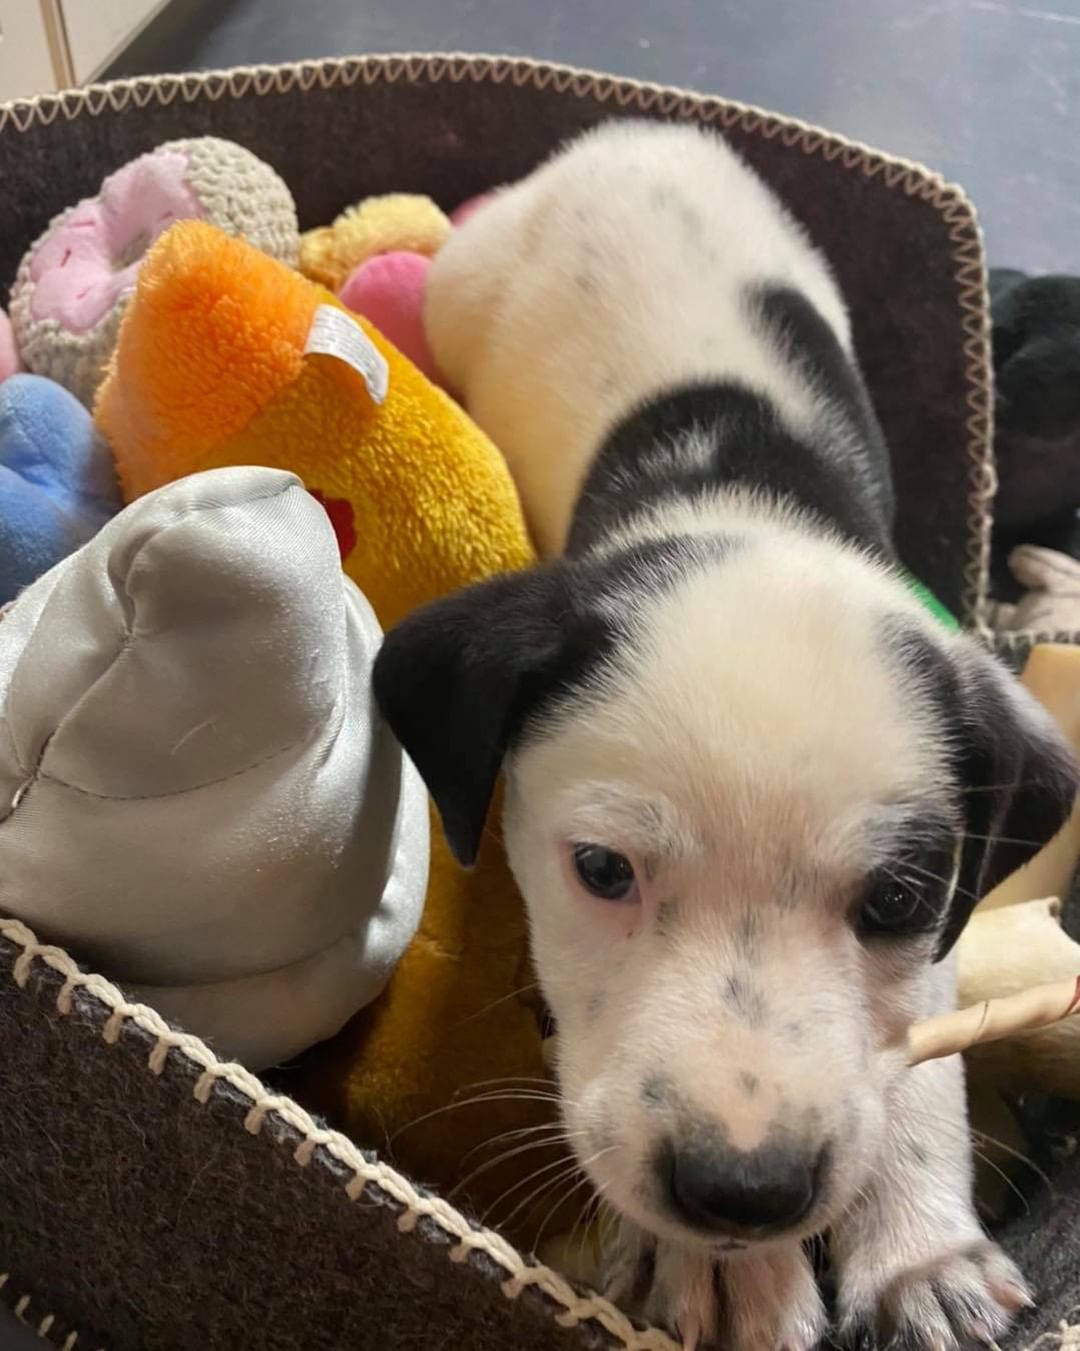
656;1134;829;1236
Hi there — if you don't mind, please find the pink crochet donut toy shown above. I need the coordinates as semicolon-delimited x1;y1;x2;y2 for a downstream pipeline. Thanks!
0;309;19;384
9;137;299;408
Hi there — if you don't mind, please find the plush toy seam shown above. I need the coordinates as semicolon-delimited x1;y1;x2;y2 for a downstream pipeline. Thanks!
9;725;316;806
0;914;680;1351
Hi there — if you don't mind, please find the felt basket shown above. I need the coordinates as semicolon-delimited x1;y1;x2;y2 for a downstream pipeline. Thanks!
1;52;1077;1351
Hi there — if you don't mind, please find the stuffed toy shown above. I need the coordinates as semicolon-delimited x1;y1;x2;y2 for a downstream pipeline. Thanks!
328;193;499;385
0;307;19;383
93;219;564;1241
298;192;450;292
338;251;438;381
0;373;121;603
96;219;532;628
0;464;429;1070
990;544;1080;635
9;137;299;408
989;268;1080;605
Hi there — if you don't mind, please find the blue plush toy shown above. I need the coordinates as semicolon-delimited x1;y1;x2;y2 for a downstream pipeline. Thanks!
0;373;121;603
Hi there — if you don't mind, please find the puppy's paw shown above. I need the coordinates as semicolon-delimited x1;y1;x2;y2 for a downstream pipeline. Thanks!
839;1240;1032;1350
716;1245;827;1351
603;1225;825;1351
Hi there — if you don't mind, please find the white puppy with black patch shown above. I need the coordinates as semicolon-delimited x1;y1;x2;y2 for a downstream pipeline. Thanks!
374;121;1078;1350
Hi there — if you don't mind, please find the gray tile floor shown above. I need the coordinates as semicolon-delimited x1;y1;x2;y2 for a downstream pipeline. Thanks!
4;2;1076;1346
104;0;1080;271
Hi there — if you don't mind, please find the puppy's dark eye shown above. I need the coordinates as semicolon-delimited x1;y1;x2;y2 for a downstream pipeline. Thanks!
858;874;927;937
572;844;637;901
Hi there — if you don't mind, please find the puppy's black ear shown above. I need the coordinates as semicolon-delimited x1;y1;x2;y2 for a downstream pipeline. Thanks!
373;564;606;866
936;650;1079;959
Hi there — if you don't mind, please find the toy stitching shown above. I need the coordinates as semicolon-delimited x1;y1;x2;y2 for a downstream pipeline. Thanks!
1;52;992;630
0;1271;102;1349
0;915;679;1351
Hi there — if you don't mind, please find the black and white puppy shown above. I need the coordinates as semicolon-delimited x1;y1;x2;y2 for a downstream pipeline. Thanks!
374;121;1079;1350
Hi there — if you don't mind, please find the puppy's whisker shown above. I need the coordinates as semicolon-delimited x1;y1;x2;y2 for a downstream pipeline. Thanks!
969;1129;1055;1192
571;1190;603;1270
962;831;1057;849
487;1157;589;1230
457;983;544;1025
885;858;980;904
448;1133;579;1202
527;1146;618;1256
535;1169;599;1255
458;1075;560;1092
460;1120;580;1166
970;1146;1034;1214
904;1105;1054;1194
391;1089;562;1142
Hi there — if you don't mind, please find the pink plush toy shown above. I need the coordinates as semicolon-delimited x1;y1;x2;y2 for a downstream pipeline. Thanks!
337;193;498;386
339;251;437;381
9;137;298;408
0;309;19;383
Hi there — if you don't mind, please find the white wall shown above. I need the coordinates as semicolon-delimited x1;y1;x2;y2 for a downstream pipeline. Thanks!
0;0;168;100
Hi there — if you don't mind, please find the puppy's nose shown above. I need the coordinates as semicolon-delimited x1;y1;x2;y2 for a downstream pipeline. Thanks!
661;1138;823;1233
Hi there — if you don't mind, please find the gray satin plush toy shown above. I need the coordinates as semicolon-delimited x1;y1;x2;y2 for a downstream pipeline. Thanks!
0;465;428;1069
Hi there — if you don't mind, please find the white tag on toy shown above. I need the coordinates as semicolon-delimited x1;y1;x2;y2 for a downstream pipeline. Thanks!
304;304;389;405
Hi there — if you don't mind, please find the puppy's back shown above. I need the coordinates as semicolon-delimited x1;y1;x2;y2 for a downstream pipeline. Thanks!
426;121;854;555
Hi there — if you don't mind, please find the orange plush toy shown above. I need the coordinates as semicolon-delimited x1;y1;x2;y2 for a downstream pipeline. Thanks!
96;219;529;629
95;220;571;1243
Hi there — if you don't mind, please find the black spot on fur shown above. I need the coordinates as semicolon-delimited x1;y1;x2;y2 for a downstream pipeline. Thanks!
653;898;677;935
586;991;604;1021
734;910;762;957
642;1074;675;1109
722;973;766;1027
738;1071;760;1097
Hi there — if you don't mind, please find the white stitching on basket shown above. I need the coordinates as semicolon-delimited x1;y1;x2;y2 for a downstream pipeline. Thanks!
0;1271;99;1349
0;917;678;1351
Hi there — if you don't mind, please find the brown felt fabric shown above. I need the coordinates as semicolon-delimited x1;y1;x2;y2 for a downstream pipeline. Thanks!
0;52;1044;1351
0;930;624;1351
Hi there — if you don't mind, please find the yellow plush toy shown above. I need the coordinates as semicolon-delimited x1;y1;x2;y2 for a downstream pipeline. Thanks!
298;192;451;292
94;220;573;1243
